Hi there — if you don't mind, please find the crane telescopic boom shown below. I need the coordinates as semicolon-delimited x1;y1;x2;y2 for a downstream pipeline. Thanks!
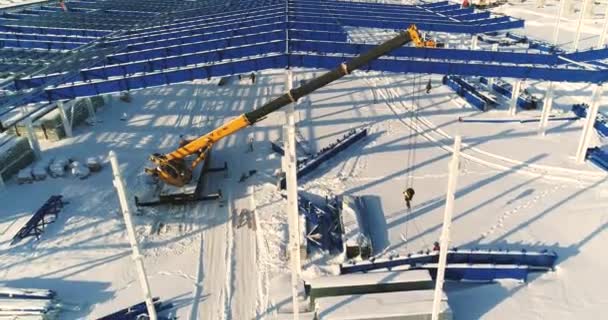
146;24;434;187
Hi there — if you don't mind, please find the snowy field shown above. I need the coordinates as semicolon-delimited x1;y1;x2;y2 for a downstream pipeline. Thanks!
1;0;608;319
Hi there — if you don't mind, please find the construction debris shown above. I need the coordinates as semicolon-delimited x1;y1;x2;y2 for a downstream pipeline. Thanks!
86;157;102;172
9;96;104;141
0;134;35;182
49;157;70;177
70;161;90;179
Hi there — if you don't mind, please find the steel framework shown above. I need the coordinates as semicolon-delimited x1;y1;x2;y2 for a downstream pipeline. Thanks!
0;0;606;130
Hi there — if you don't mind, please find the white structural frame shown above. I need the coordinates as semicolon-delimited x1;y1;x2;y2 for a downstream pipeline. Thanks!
574;0;591;51
283;70;301;320
85;97;97;123
470;34;478;50
109;151;158;320
24;117;41;159
56;100;73;138
509;80;522;116
553;0;566;45
599;4;608;47
431;135;462;320
575;84;604;163
539;81;554;136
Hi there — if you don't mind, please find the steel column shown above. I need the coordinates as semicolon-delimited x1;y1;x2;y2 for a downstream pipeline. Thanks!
575;84;604;163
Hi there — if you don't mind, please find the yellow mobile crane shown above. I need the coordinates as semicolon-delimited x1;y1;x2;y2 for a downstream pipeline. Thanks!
139;25;435;206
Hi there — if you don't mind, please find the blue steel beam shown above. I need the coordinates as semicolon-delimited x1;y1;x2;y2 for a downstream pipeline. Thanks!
162;1;284;25
289;40;559;65
289;54;608;83
26;52;608;104
117;9;285;42
0;38;84;50
43;54;288;101
289;7;475;22
82;41;284;81
288;17;523;34
15;36;286;89
112;22;286;51
0;24;111;37
0;31;94;43
123;1;283;36
290;0;459;15
108;30;285;64
108;11;285;47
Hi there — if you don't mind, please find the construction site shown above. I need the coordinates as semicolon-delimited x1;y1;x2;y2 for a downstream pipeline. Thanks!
0;0;607;319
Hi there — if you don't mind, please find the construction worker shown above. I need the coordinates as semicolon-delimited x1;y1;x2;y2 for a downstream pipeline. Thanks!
425;79;432;94
403;187;415;210
433;241;440;251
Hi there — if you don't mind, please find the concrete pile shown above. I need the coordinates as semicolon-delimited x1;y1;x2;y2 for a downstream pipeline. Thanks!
9;96;105;141
0;133;35;182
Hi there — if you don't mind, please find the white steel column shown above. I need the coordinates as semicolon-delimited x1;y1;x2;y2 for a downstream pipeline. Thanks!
509;80;522;116
598;4;608;47
57;101;73;138
566;0;575;14
553;0;566;45
539;82;554;136
575;84;604;163
85;97;97;123
488;44;498;88
584;0;594;18
431;136;462;320
574;0;591;51
24;118;41;159
283;70;301;320
470;34;478;50
109;151;158;320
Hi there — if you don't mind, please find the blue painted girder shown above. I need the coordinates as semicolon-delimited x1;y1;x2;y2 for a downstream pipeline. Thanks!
16;42;608;90
290;54;608;83
22;52;607;104
104;22;286;49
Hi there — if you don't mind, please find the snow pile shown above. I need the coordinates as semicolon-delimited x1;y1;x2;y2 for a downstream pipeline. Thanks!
32;162;48;181
49;157;70;177
86;157;102;172
70;161;90;179
17;168;33;184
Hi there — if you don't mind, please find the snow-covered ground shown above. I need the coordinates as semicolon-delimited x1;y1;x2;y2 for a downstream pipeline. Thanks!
1;0;608;319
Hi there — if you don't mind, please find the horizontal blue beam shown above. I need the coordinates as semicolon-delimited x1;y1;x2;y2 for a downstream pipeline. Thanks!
289;2;444;16
123;3;283;36
106;21;284;49
289;17;523;34
43;54;287;101
0;38;83;50
289;54;608;83
563;47;608;62
108;30;285;64
110;12;285;48
290;9;457;23
0;31;93;43
82;41;284;81
289;40;559;65
16;38;285;89
0;24;111;37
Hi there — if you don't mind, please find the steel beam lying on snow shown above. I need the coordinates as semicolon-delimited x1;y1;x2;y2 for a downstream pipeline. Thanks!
340;248;558;274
